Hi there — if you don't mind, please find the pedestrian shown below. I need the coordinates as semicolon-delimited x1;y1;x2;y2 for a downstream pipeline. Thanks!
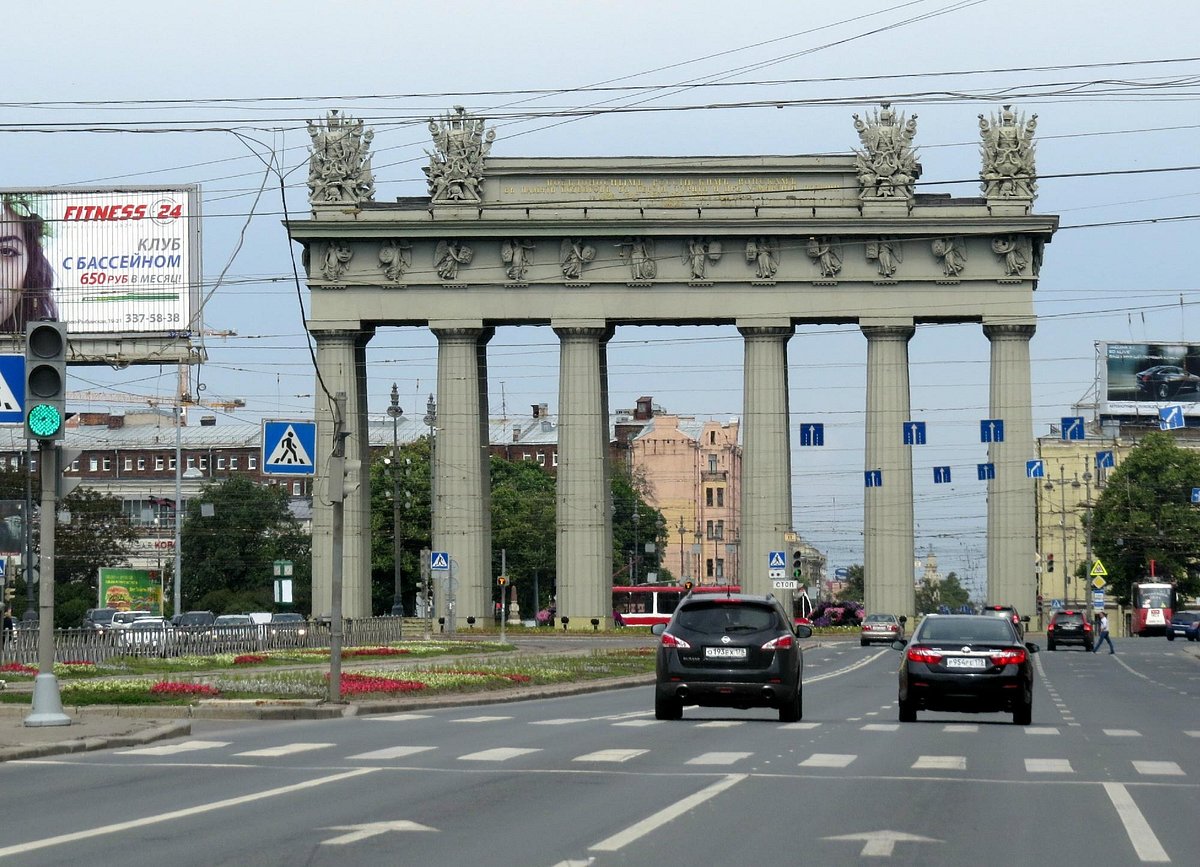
2;607;13;645
1093;611;1115;654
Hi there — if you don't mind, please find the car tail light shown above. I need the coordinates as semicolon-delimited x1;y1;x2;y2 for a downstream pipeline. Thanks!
906;646;943;665
989;648;1028;666
1083;623;1092;632
660;631;691;649
761;634;794;651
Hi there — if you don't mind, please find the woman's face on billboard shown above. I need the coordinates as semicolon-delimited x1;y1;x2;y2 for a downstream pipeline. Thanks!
0;205;30;319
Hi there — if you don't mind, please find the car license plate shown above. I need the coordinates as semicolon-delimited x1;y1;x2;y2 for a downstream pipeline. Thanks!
944;657;987;669
704;646;747;660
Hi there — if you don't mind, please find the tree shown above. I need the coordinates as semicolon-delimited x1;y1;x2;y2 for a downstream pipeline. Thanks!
838;564;864;602
915;571;970;614
51;489;140;627
368;438;433;615
1090;431;1200;603
180;476;311;614
489;456;557;616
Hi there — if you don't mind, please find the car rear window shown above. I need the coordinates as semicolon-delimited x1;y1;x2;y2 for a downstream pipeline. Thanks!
675;602;780;634
864;614;895;623
1054;613;1084;624
1176;612;1200;623
918;618;1015;643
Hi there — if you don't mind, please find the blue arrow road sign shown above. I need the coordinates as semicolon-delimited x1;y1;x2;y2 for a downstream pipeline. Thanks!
978;463;995;481
800;423;824;447
1061;417;1085;440
864;470;882;488
0;355;26;425
980;419;1004;443
1096;450;1114;469
834;567;848;578
430;551;449;571
1159;405;1184;431
768;551;786;569
1192;488;1200;505
903;421;927;445
933;466;951;484
1026;460;1045;478
262;420;317;475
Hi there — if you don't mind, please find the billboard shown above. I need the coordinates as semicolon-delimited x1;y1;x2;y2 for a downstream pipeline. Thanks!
1100;341;1200;417
1;187;200;337
98;567;163;615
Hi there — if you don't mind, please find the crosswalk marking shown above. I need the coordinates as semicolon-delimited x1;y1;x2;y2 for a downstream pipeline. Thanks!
1185;731;1200;738
346;746;435;761
612;720;659;727
574;749;649;763
1025;758;1073;773
861;723;899;732
459;748;540;762
235;743;334;758
694;721;744;729
1104;729;1141;738
779;722;821;730
117;740;229;756
686;752;752;765
531;718;587;726
801;753;856;768
1025;727;1060;736
452;715;512;723
912;755;966;770
943;724;978;733
1131;761;1184;776
364;713;431;722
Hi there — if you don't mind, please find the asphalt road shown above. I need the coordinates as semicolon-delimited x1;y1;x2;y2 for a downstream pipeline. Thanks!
1;638;1196;866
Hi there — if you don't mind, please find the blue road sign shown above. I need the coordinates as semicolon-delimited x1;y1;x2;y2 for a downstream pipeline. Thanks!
262;420;317;475
1096;450;1114;469
977;463;995;481
0;355;26;425
903;421;927;445
768;551;786;569
1050;598;1064;610
864;470;882;488
1061;417;1085;440
834;567;849;578
0;557;5;579
1159;405;1184;431
430;551;450;571
933;466;951;484
799;423;824;447
980;419;1004;443
1026;460;1045;478
1192;488;1200;505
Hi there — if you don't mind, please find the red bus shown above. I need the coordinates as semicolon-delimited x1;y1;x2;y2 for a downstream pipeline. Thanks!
613;584;813;627
1131;582;1175;637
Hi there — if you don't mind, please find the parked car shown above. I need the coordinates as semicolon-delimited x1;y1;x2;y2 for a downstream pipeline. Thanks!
173;610;216;643
893;613;1039;725
107;610;154;634
1135;364;1200;399
82;607;119;633
1047;609;1093;651
860;613;904;647
980;604;1028;640
211;614;256;647
652;591;812;722
1166;611;1200;642
269;612;308;644
117;617;176;656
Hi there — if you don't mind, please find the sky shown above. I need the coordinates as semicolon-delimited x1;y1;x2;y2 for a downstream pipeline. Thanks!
5;0;1199;594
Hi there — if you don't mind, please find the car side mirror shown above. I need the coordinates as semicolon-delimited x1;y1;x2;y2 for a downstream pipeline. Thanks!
1025;642;1040;654
1021;615;1031;623
650;623;666;636
891;638;907;650
794;624;813;639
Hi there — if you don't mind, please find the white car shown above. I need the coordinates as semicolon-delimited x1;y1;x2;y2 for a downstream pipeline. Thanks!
107;611;155;633
117;617;176;654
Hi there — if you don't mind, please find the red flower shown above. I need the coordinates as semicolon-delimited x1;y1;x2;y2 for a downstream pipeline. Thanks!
150;681;219;696
343;647;410;658
332;672;426;696
233;654;267;665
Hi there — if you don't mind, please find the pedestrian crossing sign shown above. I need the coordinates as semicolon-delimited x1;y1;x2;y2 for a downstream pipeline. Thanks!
0;355;26;425
262;420;317;476
1090;559;1107;578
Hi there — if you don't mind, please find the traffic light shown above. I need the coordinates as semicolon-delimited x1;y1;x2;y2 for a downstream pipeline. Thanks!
683;580;694;592
24;320;68;440
1047;553;1055;573
3;584;13;604
792;549;803;580
497;575;507;586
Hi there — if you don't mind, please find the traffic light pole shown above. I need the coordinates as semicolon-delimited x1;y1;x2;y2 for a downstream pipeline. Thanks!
25;442;69;727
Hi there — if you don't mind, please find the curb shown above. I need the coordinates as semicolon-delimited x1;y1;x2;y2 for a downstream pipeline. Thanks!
0;720;191;763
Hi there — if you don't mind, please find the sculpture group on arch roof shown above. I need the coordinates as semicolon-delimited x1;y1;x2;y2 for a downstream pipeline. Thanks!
306;110;376;206
424;105;496;204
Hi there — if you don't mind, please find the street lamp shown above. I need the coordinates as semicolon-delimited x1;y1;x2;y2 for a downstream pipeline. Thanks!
423;393;437;620
387;383;405;618
1044;465;1081;604
693;529;703;583
631;507;640;584
677;516;687;580
1081;467;1094;581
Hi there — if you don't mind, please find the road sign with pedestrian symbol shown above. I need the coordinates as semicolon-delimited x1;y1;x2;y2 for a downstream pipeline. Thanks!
263;420;317;476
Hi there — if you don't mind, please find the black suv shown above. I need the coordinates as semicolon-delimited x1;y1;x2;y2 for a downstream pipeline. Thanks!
652;591;812;722
1047;609;1093;651
980;604;1028;640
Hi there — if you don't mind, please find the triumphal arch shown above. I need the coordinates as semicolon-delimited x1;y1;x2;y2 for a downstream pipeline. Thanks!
287;104;1056;627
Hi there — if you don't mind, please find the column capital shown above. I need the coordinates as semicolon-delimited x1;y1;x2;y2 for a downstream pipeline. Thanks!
736;323;793;339
552;322;613;341
431;325;494;342
860;322;915;341
983;321;1036;341
310;327;371;344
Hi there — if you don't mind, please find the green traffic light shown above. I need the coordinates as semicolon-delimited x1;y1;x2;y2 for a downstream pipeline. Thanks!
27;403;63;438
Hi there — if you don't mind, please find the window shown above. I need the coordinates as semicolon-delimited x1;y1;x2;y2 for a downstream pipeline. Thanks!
706;520;714;539
89;457;99;472
715;558;725;580
715;520;724;540
705;487;714;507
551;452;558;467
71;459;79;471
102;457;111;471
522;452;531;461
186;457;195;470
155;457;164;471
716;488;725;508
246;455;255;470
137;457;145;471
292;482;301;495
231;457;239;470
710;431;716;445
168;457;177;471
217;457;226;470
706;558;714;578
124;457;133;471
708;454;718;473
199;456;207;470
536;452;546;466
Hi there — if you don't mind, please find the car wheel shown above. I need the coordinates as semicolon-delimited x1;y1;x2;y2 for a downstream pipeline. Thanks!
898;697;917;723
779;687;802;723
860;639;869;647
1013;698;1032;726
655;695;683;721
1167;633;1174;641
1085;643;1093;652
1048;641;1056;651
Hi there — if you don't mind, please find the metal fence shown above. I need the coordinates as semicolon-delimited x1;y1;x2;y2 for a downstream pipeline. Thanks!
0;616;408;667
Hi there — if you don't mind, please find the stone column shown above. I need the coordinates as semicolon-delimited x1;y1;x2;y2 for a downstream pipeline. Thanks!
738;322;793;597
984;320;1036;612
432;324;494;628
312;327;374;620
861;320;915;620
554;322;613;629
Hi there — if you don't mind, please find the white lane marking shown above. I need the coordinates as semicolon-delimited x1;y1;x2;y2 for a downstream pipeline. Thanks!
805;649;889;683
1024;759;1073;773
117;740;229;756
346;746;436;761
573;749;648;763
1025;727;1060;735
686;751;752;765
861;723;900;732
234;743;334;758
694;721;744;728
801;753;857;768
531;718;587;726
321;820;437;845
1104;729;1142;738
824;830;941;857
589;774;746;852
1103;783;1171;863
780;722;821;730
458;747;540;762
612;720;659;728
452;715;512;723
364;713;432;722
0;769;374;859
1132;761;1184;776
1184;731;1200;738
943;724;978;733
913;755;967;770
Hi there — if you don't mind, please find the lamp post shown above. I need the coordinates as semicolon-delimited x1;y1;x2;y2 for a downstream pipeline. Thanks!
423;393;437;618
1044;465;1080;605
631;507;640;585
694;529;703;583
677;516;687;580
388;383;404;618
1082;467;1094;582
